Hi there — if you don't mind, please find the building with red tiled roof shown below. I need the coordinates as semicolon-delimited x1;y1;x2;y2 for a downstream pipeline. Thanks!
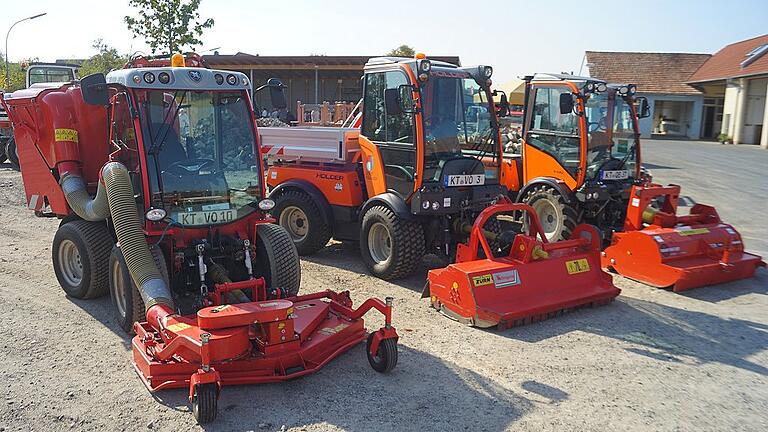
586;51;712;139
687;34;768;148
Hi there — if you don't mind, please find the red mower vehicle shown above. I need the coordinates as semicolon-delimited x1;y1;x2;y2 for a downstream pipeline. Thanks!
2;54;398;423
603;184;765;291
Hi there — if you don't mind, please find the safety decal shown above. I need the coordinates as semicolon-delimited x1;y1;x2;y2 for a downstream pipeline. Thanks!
166;322;192;333
631;198;640;207
318;323;349;335
677;228;709;236
472;274;493;287
270;171;278;179
565;258;590;275
492;269;520;288
54;128;79;143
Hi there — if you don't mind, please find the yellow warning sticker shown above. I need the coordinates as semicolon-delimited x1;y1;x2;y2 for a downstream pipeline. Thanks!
54;128;79;143
166;322;191;333
472;274;493;287
565;258;591;275
677;228;709;236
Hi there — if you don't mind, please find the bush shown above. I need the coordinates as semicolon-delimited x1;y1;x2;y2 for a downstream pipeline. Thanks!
717;133;732;144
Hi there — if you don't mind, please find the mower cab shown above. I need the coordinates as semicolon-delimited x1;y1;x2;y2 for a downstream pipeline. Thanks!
426;202;620;328
603;184;765;291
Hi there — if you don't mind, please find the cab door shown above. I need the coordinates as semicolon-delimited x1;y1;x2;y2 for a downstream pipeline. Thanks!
522;85;583;191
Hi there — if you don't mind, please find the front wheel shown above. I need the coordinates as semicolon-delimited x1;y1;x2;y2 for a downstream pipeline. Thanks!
360;205;424;280
191;383;218;424
255;223;301;297
366;332;398;373
522;185;579;241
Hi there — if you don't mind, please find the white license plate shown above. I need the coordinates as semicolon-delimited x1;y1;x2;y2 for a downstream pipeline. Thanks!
175;209;235;225
444;174;485;187
600;170;629;180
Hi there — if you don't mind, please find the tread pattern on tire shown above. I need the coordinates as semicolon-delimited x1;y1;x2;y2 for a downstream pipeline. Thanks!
193;384;218;424
54;220;113;299
110;244;168;333
361;205;425;280
367;332;398;373
273;190;332;255
256;223;301;297
522;185;579;241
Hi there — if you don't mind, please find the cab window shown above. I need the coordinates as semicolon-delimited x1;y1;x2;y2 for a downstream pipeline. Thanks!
527;87;580;178
361;70;416;198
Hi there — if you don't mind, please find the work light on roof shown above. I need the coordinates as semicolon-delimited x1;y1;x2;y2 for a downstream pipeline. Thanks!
418;59;431;73
483;66;493;79
214;73;224;85
596;83;607;92
143;72;155;84
226;74;237;85
158;72;171;84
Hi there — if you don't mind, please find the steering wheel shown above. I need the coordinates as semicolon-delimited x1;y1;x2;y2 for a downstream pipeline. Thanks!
163;158;216;179
384;164;414;182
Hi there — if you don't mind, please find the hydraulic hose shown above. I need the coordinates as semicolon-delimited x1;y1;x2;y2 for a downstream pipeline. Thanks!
60;162;175;317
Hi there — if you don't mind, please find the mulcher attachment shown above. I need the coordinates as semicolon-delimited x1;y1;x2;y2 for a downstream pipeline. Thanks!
603;184;765;292
132;281;398;424
425;203;620;329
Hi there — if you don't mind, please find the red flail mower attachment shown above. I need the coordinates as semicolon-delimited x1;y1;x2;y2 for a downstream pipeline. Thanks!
133;284;398;423
425;203;620;329
603;184;765;292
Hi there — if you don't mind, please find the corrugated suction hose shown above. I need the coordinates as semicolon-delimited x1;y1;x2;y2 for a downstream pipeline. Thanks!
60;162;174;310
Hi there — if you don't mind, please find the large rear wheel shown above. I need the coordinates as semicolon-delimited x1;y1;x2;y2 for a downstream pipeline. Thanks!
522;185;578;241
109;244;169;334
255;223;301;297
360;205;424;280
52;220;112;299
5;137;19;171
273;190;332;255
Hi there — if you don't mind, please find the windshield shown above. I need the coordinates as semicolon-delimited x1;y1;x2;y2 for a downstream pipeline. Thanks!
584;91;638;179
28;66;75;85
421;73;499;182
140;90;262;227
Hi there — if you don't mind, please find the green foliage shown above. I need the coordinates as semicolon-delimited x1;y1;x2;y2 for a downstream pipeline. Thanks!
387;45;416;57
0;55;27;92
717;133;732;144
125;0;215;55
77;40;127;76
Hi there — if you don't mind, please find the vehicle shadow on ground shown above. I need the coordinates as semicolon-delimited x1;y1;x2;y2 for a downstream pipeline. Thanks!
151;344;539;432
67;295;135;347
677;267;767;303
500;295;768;376
642;162;679;170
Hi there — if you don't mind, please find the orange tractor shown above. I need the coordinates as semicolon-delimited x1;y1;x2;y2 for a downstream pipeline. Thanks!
264;55;620;326
501;73;763;290
2;54;399;423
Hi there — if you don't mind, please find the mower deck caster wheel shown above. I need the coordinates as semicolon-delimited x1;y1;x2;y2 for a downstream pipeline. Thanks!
192;383;218;424
366;332;398;373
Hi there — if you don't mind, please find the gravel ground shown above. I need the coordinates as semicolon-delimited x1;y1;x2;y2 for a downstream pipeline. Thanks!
0;141;766;431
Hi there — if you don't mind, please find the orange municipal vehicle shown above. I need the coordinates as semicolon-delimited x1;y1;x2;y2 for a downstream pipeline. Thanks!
264;56;508;279
501;73;651;242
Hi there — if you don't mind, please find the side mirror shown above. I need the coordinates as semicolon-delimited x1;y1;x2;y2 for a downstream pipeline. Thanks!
267;78;287;110
559;92;574;115
497;92;509;117
81;73;109;106
636;96;650;118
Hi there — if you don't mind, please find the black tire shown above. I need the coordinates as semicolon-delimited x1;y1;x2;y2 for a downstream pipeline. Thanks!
360;205;424;280
255;223;301;297
6;137;19;171
52;220;113;299
192;383;218;424
273;190;332;255
109;244;169;334
522;185;578;241
366;332;398;373
0;138;7;164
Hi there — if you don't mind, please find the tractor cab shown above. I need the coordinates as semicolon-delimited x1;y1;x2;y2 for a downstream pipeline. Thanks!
359;56;504;215
25;62;79;87
89;63;275;228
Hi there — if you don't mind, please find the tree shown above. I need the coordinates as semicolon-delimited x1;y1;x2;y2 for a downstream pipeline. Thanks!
387;45;416;57
125;0;214;55
1;53;33;92
77;40;128;76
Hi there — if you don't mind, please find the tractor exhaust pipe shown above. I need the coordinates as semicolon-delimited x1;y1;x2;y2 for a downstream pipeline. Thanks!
60;162;175;322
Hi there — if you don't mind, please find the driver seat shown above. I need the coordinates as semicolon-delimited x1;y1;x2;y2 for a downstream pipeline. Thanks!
146;123;188;191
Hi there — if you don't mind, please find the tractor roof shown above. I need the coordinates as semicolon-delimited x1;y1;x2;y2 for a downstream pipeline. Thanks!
365;56;459;70
529;73;607;85
106;67;251;91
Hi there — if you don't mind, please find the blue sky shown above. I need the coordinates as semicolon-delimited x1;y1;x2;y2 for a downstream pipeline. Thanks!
4;0;767;83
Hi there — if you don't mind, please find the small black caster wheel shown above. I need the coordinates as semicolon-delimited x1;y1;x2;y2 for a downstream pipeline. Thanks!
192;383;218;424
366;332;398;373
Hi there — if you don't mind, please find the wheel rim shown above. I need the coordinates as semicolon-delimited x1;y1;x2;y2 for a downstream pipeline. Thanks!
532;199;561;239
111;258;128;318
279;206;308;241
367;222;392;264
57;239;84;286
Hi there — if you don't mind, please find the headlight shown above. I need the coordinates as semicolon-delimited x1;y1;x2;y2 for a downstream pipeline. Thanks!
143;72;156;84
158;72;171;84
596;83;607;93
422;200;430;210
145;208;167;221
214;73;224;85
628;85;637;95
483;66;493;78
418;73;429;82
431;201;440;210
242;77;249;86
258;199;275;211
418;59;431;73
584;82;595;93
226;74;238;85
618;86;630;96
132;74;141;84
